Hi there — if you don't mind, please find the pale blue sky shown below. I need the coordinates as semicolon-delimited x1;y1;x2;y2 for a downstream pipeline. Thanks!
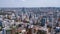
0;0;60;7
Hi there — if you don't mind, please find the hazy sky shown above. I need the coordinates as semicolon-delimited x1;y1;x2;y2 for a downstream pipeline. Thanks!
0;0;60;7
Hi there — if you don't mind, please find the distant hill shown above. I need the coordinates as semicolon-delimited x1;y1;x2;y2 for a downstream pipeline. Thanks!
0;7;60;14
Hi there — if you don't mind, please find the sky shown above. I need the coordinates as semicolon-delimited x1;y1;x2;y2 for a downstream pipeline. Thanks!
0;0;60;7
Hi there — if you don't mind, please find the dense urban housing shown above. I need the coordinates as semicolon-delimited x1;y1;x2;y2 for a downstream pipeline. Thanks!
0;7;60;34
